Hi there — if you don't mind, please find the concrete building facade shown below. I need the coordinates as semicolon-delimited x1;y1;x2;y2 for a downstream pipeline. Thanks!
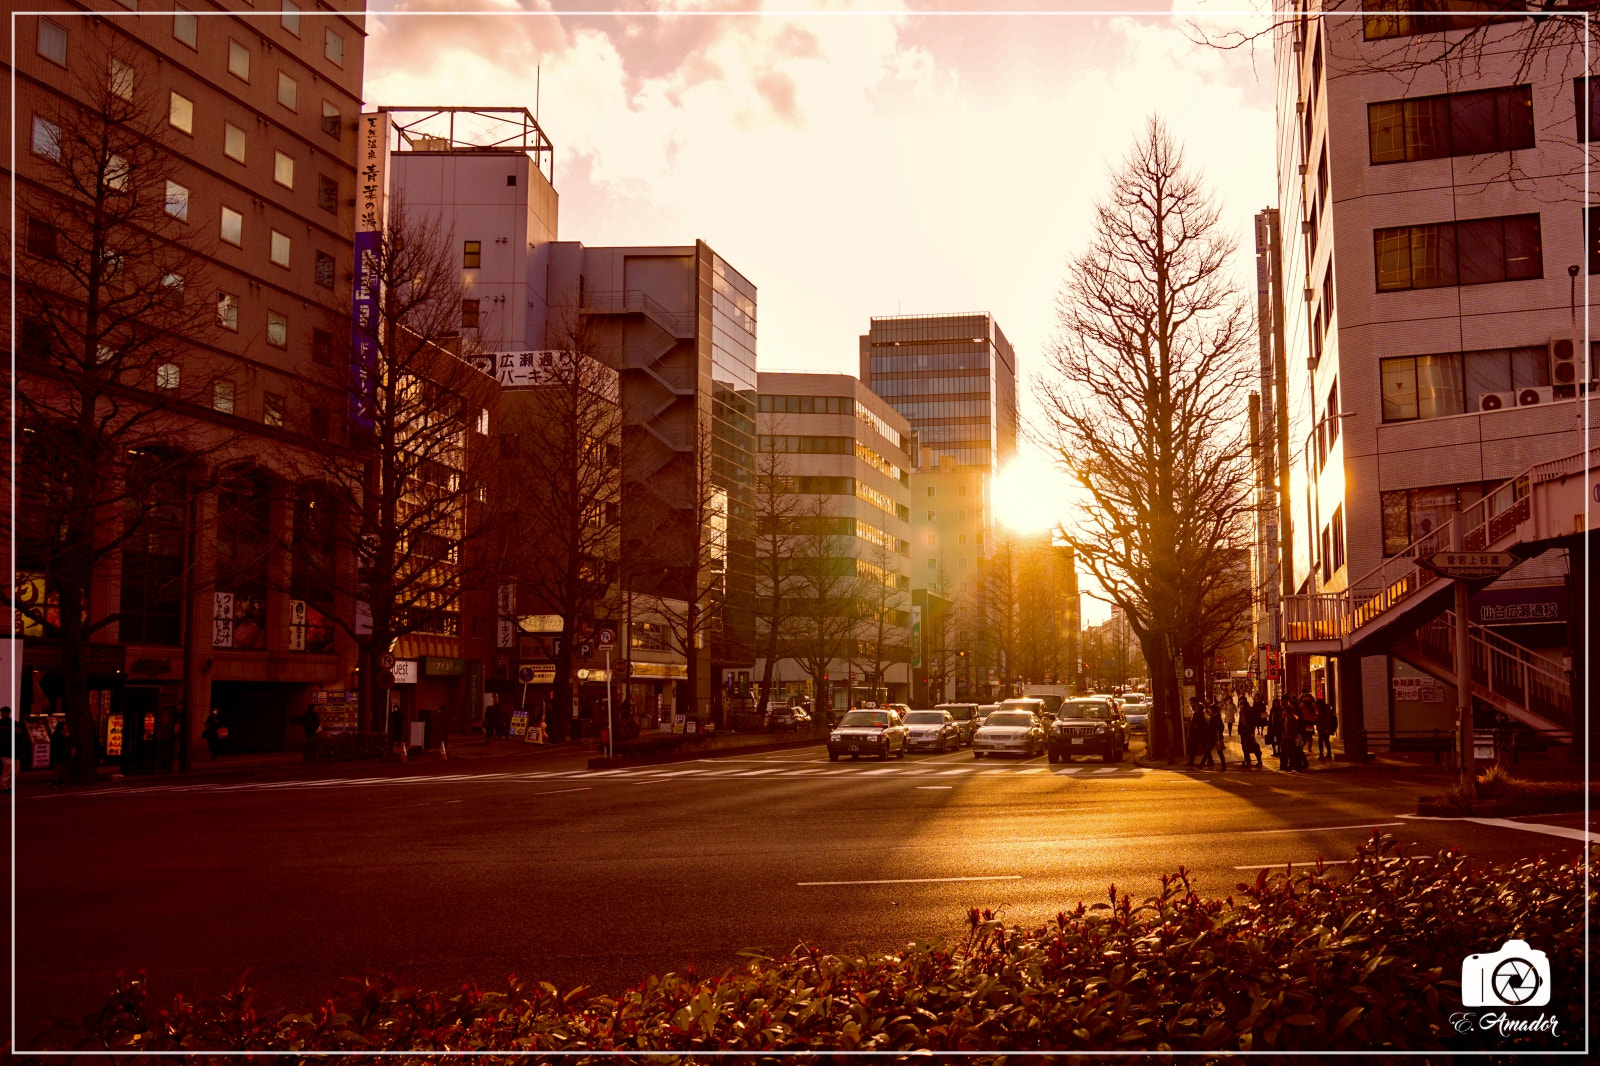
1268;3;1597;750
754;372;914;708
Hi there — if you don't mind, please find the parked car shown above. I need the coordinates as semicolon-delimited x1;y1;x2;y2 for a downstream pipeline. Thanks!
1046;697;1129;763
903;709;961;753
936;703;981;746
765;704;811;731
972;709;1045;758
827;709;909;761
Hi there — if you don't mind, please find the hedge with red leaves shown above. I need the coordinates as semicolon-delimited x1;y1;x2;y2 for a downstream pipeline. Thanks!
31;835;1589;1058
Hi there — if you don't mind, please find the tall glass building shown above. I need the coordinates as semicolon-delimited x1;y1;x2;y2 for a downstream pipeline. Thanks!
858;313;1017;472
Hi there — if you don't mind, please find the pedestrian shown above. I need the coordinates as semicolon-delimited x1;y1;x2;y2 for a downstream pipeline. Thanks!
483;703;499;744
1207;701;1227;772
201;707;226;761
1194;701;1217;769
1;706;22;791
50;719;71;787
298;705;321;741
1267;697;1284;758
1186;698;1207;767
1239;700;1264;768
1222;696;1237;738
1316;696;1337;760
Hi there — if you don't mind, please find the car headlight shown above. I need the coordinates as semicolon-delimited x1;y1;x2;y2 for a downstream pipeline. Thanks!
1095;724;1107;733
830;733;841;742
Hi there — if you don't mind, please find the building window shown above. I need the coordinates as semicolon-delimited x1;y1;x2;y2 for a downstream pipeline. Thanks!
1331;505;1346;574
462;299;480;328
463;240;481;268
224;122;246;163
118;459;184;646
958;486;967;496
281;0;301;35
37;18;67;65
314;251;335;289
263;392;285;428
160;272;184;307
1381;346;1549;421
926;509;935;519
321;101;341;139
165;180;189;221
927;559;936;570
273;150;294;188
216;292;239;331
1362;0;1522;41
1368;85;1534;164
277;71;298;111
1575;77;1600;142
1381;482;1495;555
31;115;61;159
270;230;291;268
324;28;344;66
309;408;330;441
169;91;194;135
228;40;251;82
1374;214;1541;291
318;174;337;212
156;363;180;390
214;380;235;414
926;486;935;497
312;328;333;365
1589;207;1600;275
173;5;198;48
959;534;967;544
220;206;243;246
110;58;136;101
266;310;288;347
26;218;57;258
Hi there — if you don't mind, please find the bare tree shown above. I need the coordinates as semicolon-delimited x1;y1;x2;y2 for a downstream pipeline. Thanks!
491;328;621;744
749;435;805;716
851;534;909;701
784;496;860;722
1037;118;1256;761
631;419;727;726
9;37;232;782
290;198;496;734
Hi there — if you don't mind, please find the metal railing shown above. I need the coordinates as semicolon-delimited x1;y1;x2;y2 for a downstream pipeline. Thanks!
582;290;696;336
1399;611;1573;732
1284;445;1596;645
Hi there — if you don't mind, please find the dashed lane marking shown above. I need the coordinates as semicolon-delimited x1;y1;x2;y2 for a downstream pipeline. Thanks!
798;875;1022;887
1243;821;1404;835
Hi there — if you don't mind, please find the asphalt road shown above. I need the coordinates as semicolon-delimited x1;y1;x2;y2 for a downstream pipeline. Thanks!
12;740;1594;1044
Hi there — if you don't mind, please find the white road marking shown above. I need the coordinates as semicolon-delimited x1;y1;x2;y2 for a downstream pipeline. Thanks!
915;786;954;790
1401;815;1599;843
797;875;1022;886
531;787;591;796
1244;821;1404;835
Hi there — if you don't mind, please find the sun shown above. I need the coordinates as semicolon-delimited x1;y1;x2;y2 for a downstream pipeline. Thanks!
992;452;1067;534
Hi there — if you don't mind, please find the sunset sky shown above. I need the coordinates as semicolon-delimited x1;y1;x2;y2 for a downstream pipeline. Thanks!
365;1;1279;624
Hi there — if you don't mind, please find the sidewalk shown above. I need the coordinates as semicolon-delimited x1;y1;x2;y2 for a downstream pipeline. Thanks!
15;734;593;794
1132;733;1457;777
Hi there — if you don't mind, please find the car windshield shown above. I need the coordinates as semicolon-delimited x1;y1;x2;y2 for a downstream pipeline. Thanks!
903;711;945;725
940;706;973;720
838;711;888;728
984;712;1034;728
1063;701;1111;719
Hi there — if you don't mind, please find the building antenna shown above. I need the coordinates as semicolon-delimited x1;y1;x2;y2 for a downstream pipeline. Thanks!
536;66;541;123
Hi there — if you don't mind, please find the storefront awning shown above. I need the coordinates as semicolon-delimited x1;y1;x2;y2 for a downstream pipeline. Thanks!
392;635;462;661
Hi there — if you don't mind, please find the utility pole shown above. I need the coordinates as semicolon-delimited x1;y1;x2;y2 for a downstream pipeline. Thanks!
1451;518;1476;800
1266;209;1296;693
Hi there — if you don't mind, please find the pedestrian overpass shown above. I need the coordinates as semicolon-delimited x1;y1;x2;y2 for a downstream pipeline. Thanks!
1282;445;1596;736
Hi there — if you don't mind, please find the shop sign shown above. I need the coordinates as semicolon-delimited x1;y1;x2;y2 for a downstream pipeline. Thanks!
391;660;419;684
26;721;51;767
509;708;528;737
423;656;464;677
518;614;564;634
521;663;556;684
105;712;123;757
1470;586;1564;625
311;690;359;704
320;704;358;734
1392;676;1446;703
629;661;688;680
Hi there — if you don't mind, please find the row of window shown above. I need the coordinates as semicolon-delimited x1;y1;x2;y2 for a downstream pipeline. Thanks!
926;530;985;548
1374;213;1540;291
1379;345;1555;422
1380;480;1501;556
869;373;989;399
759;394;854;415
883;399;994;422
869;351;990;375
1367;84;1534;165
1361;0;1523;43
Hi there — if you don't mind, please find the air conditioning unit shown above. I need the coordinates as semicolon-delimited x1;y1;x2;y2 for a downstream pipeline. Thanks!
1478;391;1517;412
1550;332;1580;386
1517;386;1555;406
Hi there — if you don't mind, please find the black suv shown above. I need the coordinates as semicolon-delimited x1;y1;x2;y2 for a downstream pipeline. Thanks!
1046;697;1129;763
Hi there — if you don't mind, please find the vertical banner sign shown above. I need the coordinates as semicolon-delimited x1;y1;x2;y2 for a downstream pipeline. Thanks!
351;112;392;434
212;592;235;648
496;583;516;650
909;606;922;668
288;599;308;651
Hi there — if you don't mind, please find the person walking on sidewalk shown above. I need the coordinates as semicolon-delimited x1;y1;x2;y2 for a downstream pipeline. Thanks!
1186;698;1207;767
1194;701;1217;769
50;720;71;787
1222;696;1237;738
1267;697;1284;759
1207;701;1227;772
1315;696;1337;760
201;708;226;761
1239;699;1264;768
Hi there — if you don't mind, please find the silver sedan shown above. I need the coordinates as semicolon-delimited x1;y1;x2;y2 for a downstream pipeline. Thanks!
971;710;1044;758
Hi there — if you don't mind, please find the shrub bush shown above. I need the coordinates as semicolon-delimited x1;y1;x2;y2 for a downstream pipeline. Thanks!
611;733;691;757
301;732;389;764
34;836;1588;1057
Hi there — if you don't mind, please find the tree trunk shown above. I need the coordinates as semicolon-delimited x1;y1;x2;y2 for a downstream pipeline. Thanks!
59;581;99;785
551;633;575;743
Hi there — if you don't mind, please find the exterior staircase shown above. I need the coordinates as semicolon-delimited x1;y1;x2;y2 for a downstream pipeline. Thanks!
1283;445;1598;657
1390;611;1572;737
